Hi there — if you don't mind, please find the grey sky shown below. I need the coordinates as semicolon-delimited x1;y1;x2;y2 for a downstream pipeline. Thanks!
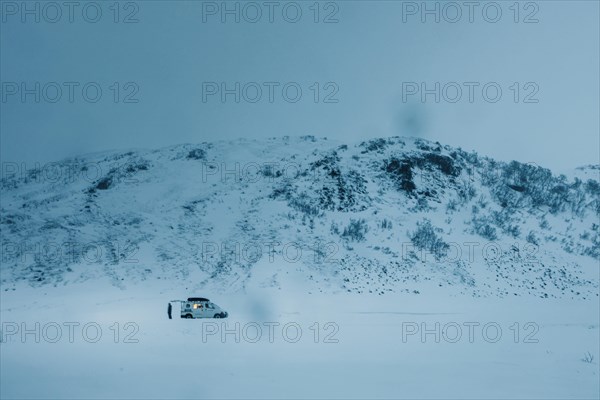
1;1;598;171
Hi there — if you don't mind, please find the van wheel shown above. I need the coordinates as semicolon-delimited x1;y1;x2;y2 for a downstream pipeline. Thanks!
185;314;193;319
214;314;221;319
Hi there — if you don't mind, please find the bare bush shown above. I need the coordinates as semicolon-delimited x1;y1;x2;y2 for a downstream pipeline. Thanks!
341;219;369;242
410;219;449;260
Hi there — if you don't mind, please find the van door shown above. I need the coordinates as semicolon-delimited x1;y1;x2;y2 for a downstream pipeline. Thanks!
199;303;208;318
205;302;217;318
192;302;203;318
183;302;193;318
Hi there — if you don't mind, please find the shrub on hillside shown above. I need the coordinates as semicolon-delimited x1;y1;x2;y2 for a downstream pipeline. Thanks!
341;219;369;242
471;216;498;240
410;219;449;260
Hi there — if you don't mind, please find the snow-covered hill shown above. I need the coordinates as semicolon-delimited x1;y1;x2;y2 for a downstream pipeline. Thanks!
1;136;598;298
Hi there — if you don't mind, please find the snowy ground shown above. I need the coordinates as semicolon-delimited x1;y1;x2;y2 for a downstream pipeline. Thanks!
1;278;598;399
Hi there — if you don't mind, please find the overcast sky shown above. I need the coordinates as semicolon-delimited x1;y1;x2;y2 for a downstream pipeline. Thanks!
1;1;598;171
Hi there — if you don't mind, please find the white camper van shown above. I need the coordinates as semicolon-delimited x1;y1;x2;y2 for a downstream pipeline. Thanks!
174;297;228;319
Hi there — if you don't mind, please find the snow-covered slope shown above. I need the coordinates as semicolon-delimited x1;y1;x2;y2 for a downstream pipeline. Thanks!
2;136;599;399
1;136;598;298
